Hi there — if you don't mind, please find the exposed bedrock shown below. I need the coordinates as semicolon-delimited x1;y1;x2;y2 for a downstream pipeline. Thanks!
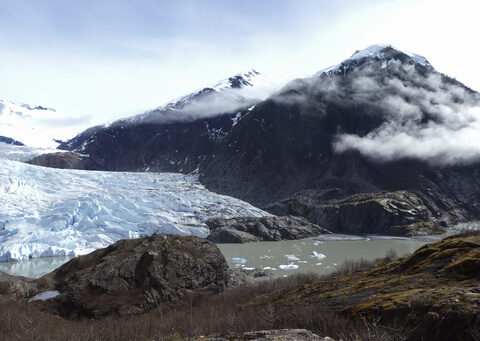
206;215;331;243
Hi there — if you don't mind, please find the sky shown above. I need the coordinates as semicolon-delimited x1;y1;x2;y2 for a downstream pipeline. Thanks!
0;0;479;125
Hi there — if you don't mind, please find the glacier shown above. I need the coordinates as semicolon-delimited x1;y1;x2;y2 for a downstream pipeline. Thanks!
0;143;269;261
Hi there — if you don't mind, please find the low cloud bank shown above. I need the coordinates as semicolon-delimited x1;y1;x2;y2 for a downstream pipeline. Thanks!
316;63;480;166
121;78;283;125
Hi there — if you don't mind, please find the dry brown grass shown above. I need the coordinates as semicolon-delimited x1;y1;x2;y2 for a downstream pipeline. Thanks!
0;267;407;341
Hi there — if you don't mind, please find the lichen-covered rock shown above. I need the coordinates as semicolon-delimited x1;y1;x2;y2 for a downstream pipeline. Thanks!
273;232;480;341
45;234;229;317
206;216;331;243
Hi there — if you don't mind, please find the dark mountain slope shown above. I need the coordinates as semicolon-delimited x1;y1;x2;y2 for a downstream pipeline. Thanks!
53;70;265;172
200;45;480;234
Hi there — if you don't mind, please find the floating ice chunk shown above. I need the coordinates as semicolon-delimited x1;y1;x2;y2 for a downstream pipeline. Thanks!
315;262;322;266
279;263;299;270
28;290;60;302
313;241;323;246
311;251;326;260
263;266;277;271
298;261;307;263
243;267;255;270
232;257;247;264
285;254;300;261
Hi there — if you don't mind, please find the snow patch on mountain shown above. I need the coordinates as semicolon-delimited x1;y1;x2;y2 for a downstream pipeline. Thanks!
118;70;277;125
316;44;432;76
0;146;269;261
0;100;90;148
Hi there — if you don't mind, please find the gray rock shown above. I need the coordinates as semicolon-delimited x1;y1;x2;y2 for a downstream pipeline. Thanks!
206;215;331;243
270;191;442;236
45;234;229;317
228;268;274;287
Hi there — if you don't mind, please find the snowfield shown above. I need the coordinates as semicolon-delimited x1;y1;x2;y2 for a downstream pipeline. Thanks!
0;99;89;148
0;144;269;261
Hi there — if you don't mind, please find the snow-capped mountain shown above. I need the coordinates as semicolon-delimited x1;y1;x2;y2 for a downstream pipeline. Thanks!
42;70;272;172
316;44;432;76
200;44;480;235
0;144;269;261
120;69;270;125
0;99;89;148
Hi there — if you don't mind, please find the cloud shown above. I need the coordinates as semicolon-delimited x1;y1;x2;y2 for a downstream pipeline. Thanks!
118;79;284;125
332;62;480;166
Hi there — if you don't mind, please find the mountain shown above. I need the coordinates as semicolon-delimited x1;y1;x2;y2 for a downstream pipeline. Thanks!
199;45;480;235
32;45;480;236
46;70;270;172
0;100;88;148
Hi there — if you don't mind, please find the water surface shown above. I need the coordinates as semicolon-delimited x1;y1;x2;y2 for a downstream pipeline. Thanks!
0;234;451;279
218;234;442;277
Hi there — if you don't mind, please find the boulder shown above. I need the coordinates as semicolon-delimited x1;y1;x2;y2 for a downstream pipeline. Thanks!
45;234;229;317
228;268;274;287
206;216;331;243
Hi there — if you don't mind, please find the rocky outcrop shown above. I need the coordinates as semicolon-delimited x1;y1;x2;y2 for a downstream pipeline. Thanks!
0;271;38;298
272;232;480;341
0;136;24;146
196;329;332;341
28;151;86;169
269;191;441;236
206;216;331;243
44;234;229;317
228;268;274;287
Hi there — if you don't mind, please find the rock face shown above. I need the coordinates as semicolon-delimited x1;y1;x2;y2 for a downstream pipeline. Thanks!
273;232;480;341
268;191;439;235
206;216;331;243
46;234;229;317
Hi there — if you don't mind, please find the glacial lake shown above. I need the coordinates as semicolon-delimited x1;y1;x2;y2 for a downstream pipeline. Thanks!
0;233;452;279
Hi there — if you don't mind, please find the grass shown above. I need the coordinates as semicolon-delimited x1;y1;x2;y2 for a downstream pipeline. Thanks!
0;267;407;341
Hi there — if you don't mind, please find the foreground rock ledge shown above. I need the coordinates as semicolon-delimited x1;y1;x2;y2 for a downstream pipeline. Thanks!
44;234;230;317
